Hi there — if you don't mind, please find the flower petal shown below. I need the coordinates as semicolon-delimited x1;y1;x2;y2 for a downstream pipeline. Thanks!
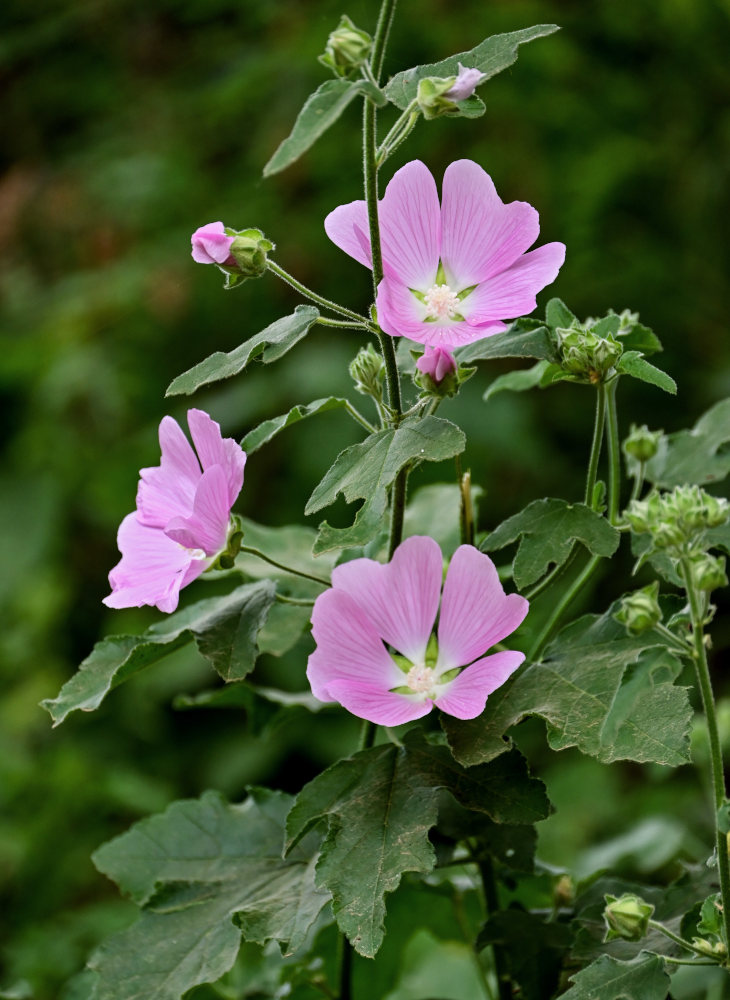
324;678;433;726
463;242;567;323
164;464;231;555
187;408;246;507
307;589;404;702
437;545;529;669
332;535;443;662
378;160;441;288
136;416;200;527
440;160;541;287
324;199;372;269
376;276;427;339
434;650;524;719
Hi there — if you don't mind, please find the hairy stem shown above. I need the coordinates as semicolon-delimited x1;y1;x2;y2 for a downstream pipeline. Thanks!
585;385;606;507
239;546;330;587
605;377;621;523
648;918;718;959
267;260;367;324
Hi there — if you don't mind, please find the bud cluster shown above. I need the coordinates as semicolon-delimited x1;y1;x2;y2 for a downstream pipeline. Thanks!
555;322;623;384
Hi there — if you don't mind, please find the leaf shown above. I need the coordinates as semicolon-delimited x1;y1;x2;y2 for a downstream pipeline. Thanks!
482;498;620;589
617;351;677;394
456;321;558;364
263;79;384;177
559;952;670;1000
477;910;571;1000
286;732;547;957
165;306;319;397
443;609;692;767
384;25;559;110
240;397;349;453
383;929;490;1000
483;360;552;402
545;297;578;329
305;416;465;554
403;482;482;559
88;790;329;1000
41;581;276;725
645;397;730;488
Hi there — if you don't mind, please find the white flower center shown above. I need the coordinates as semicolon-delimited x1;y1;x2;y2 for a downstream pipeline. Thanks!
406;664;437;695
424;283;459;320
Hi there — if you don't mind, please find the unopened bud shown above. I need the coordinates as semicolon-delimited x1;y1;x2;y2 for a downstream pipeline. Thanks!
416;76;463;120
603;893;654;942
615;581;662;635
705;494;730;528
554;874;575;908
443;64;487;101
319;15;372;78
191;221;235;265
555;324;623;383
229;228;274;278
624;424;663;463
689;552;728;593
692;937;727;958
349;343;384;399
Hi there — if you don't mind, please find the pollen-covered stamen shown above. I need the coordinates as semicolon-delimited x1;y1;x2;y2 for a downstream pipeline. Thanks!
406;664;438;695
424;283;459;320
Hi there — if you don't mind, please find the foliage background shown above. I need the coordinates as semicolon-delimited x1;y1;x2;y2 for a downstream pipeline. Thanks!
2;0;730;995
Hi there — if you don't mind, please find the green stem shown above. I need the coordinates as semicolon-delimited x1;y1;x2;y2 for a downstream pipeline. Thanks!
605;377;621;524
274;593;315;606
629;461;645;503
679;556;730;952
239;546;330;587
376;103;419;166
267;260;368;324
585;386;606;507
316;316;368;330
477;855;511;1000
661;957;719;967
647;918;717;959
528;554;601;662
344;401;377;434
654;621;693;656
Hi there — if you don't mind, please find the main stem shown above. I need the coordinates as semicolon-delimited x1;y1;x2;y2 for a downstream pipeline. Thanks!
605;378;621;524
585;386;606;507
680;557;730;952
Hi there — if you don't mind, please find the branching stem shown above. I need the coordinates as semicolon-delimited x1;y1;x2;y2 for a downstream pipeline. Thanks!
267;260;367;324
239;546;330;587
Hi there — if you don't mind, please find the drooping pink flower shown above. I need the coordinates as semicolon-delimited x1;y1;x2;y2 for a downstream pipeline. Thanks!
307;536;528;726
191;222;235;265
444;64;487;101
325;159;565;350
104;409;246;614
416;345;457;384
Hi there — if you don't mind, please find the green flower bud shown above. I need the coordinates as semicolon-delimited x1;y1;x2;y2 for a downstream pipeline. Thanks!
229;228;274;278
623;424;663;463
689;552;728;592
615;581;662;634
603;893;654;942
692;937;727;958
704;493;730;528
319;15;372;78
416;76;462;120
624;497;653;534
349;343;384;400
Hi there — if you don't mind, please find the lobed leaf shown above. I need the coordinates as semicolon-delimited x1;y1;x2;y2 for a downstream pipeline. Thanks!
645;396;730;488
483;498;620;589
384;25;559;110
241;397;349;453
41;581;276;725
166;305;319;397
559;952;670;1000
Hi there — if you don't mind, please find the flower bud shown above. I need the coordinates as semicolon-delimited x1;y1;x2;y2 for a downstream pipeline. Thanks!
624;424;663;463
692;937;727;958
416;346;457;384
615;581;662;635
191;221;235;265
349;343;384;400
416;76;464;120
443;63;487;101
689;552;728;592
705;494;730;528
603;893;654;942
229;228;274;278
555;324;623;383
319;15;372;78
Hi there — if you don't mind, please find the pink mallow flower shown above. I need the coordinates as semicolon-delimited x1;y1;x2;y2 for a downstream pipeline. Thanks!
444;64;487;101
191;221;235;265
104;409;246;614
416;345;456;384
325;159;565;350
307;536;528;726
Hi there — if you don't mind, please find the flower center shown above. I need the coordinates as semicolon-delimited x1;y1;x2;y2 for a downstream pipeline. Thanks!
424;283;459;320
406;664;437;694
177;543;207;560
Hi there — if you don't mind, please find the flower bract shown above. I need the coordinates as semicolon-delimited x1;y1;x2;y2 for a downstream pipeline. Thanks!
307;536;528;725
104;409;246;613
325;159;565;349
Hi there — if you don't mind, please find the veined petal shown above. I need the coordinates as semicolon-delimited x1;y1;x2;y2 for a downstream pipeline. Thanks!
463;242;566;323
376;276;428;339
188;408;246;507
332;535;443;662
441;160;540;286
324;199;372;269
324;678;433;726
307;589;404;702
164;464;231;556
420;318;508;350
137;416;200;527
434;650;524;719
437;545;529;669
104;513;192;613
378;160;441;288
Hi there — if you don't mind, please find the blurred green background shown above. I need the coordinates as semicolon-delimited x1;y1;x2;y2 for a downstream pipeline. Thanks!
2;0;730;995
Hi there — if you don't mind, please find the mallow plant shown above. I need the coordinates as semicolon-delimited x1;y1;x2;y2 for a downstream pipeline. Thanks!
41;3;730;999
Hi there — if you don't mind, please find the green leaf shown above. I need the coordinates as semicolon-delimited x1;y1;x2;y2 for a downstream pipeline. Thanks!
443;610;692;767
456;321;558;364
645;397;730;488
263;79;384;177
483;498;620;589
483;360;552;402
384;25;559;110
617;319;662;356
559;952;670;1000
383;929;491;1000
404;482;482;559
41;581;276;725
286;732;547;957
306;416;465;554
88;790;328;1000
166;306;319;397
477;910;571;1000
241;397;349;453
545;297;578;329
617;351;677;394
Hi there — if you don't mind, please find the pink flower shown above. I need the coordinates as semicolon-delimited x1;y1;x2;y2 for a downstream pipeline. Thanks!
325;159;565;349
307;536;528;726
444;64;487;101
104;409;246;614
416;346;456;384
191;221;235;265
